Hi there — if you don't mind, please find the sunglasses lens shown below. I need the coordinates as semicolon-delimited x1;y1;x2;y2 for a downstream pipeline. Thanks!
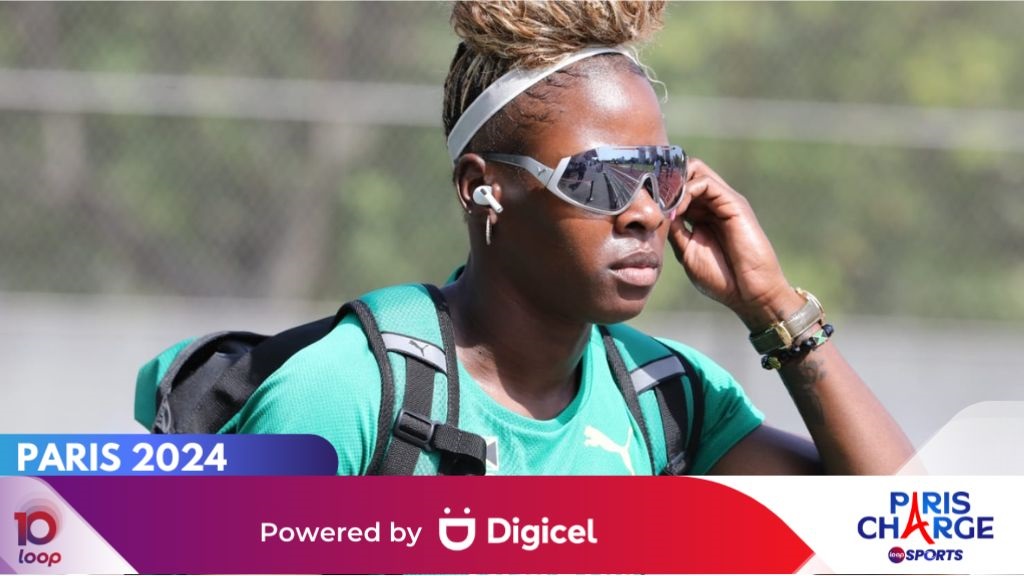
656;149;686;210
557;151;633;212
556;146;686;213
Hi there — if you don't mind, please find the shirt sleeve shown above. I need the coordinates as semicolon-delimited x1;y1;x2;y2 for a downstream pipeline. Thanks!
231;315;383;476
134;338;195;430
657;338;765;474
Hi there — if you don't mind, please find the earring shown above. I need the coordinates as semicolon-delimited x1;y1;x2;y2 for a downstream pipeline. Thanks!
485;218;493;246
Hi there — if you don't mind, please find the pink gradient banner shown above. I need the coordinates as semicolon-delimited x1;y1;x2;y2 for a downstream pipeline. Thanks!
37;476;812;574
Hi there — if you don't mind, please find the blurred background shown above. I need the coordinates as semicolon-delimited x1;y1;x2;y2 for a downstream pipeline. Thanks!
1;3;1022;449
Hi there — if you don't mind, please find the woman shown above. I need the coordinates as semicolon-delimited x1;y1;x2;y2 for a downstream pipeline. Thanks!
137;0;913;475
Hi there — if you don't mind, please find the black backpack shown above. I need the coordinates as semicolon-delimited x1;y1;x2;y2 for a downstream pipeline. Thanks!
151;283;705;475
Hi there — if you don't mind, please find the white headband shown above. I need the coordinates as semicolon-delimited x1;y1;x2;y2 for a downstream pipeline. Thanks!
446;45;638;164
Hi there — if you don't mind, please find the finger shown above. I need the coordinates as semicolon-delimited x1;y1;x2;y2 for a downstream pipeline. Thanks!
680;176;749;223
673;177;701;216
669;202;728;264
678;175;774;277
676;222;736;300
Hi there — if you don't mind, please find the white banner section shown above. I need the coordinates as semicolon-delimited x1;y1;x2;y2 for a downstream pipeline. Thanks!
713;401;1024;573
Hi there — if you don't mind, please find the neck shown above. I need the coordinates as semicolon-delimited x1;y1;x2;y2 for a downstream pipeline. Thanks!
443;258;591;419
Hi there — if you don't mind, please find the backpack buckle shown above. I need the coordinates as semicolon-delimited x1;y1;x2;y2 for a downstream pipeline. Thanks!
393;409;438;451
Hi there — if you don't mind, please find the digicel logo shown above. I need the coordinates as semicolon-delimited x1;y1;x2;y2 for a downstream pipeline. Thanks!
439;507;597;552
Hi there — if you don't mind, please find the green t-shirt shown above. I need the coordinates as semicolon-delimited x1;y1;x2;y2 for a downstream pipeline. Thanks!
136;315;764;476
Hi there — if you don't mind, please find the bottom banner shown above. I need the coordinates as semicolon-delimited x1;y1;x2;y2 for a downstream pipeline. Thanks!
2;475;1021;573
4;476;810;574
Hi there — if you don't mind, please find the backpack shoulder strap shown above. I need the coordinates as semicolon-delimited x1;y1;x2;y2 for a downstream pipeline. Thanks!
643;348;704;475
598;325;659;476
337;298;396;475
359;283;486;476
600;324;706;475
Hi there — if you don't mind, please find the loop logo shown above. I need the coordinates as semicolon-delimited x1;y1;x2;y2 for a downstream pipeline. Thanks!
857;491;993;563
15;510;57;546
13;500;63;567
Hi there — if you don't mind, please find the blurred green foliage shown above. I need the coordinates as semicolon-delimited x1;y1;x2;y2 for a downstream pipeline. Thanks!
0;2;1021;321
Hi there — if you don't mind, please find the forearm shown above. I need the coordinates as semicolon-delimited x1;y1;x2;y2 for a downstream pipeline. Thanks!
777;340;915;474
737;288;915;475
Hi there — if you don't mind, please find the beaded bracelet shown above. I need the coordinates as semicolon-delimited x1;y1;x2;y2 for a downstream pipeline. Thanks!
761;323;835;370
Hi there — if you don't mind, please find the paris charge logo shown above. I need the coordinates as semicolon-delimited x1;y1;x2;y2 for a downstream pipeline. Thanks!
857;491;994;563
13;500;63;567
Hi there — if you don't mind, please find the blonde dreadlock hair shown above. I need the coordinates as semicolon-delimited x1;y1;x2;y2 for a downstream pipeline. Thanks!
443;0;665;155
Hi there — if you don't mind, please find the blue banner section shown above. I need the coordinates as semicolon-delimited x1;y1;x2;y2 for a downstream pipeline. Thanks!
0;435;337;476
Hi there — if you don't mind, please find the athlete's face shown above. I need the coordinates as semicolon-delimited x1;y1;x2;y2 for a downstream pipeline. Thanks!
489;64;671;324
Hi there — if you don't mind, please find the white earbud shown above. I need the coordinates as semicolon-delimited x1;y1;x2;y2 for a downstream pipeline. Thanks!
472;185;503;213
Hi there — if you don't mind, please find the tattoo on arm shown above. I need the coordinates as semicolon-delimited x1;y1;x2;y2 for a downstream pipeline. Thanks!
786;357;826;427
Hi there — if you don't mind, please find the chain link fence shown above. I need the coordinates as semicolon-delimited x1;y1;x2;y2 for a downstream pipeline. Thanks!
1;2;1023;319
2;2;1024;440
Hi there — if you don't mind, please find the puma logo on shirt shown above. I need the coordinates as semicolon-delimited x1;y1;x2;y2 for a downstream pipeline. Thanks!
583;424;635;475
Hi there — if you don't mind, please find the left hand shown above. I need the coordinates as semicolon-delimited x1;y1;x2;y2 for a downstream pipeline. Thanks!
667;158;802;330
